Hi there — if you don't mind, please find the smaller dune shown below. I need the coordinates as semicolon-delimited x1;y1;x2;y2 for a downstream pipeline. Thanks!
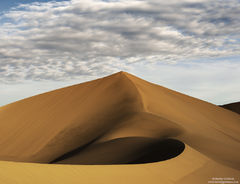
221;102;240;114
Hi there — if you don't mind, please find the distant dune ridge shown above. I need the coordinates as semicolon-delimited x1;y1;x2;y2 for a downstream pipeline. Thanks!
0;71;239;184
221;102;240;115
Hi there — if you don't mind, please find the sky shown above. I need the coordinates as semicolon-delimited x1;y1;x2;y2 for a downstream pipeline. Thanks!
0;0;240;106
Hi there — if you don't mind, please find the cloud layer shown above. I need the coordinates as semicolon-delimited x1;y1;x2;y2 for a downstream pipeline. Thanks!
0;0;240;82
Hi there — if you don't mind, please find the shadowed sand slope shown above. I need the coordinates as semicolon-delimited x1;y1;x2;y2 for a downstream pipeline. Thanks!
0;71;239;184
221;102;240;114
51;137;185;164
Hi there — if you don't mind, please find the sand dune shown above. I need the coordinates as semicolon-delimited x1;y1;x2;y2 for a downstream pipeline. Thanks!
221;102;240;114
0;71;239;184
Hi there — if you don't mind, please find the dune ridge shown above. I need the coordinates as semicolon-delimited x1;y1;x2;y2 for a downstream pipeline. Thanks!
0;71;239;184
221;102;240;114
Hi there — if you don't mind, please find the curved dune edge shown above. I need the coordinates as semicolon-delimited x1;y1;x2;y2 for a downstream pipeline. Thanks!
0;71;240;183
0;145;239;184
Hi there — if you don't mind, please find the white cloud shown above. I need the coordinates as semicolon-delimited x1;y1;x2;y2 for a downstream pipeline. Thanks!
1;59;239;106
0;0;240;82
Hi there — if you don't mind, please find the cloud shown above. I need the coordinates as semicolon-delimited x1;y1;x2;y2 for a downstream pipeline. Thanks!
0;0;240;82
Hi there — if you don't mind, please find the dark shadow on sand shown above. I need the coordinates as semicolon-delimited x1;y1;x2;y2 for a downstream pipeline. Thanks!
50;137;185;165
